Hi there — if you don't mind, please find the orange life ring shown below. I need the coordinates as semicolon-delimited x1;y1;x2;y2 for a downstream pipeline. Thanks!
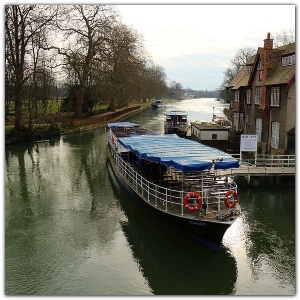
183;192;203;211
224;190;238;208
111;136;115;144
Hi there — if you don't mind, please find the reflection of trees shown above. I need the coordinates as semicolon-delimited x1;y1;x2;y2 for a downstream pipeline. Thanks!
5;129;121;294
5;143;33;223
61;128;108;216
107;161;237;295
239;187;295;286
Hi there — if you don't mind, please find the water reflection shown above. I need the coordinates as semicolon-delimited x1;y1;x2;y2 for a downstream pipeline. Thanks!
242;187;295;290
5;130;123;295
107;160;238;295
5;98;295;295
223;187;295;295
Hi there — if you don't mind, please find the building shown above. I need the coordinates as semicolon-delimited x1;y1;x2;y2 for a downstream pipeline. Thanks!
227;33;295;155
190;121;229;151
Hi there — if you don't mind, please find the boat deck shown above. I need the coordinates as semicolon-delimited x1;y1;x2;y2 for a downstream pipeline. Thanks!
117;150;240;222
108;124;241;223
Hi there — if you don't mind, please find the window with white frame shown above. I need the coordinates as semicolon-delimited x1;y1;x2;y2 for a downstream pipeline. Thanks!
271;122;280;149
246;89;251;104
255;118;262;142
291;54;295;64
282;54;295;66
255;87;261;105
234;90;239;102
247;65;252;73
270;87;280;107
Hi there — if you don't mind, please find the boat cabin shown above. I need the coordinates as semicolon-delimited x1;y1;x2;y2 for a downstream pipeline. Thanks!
151;99;165;108
164;110;188;137
190;121;229;151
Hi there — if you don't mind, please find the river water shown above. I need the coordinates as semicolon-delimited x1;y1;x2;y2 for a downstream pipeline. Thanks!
5;98;295;295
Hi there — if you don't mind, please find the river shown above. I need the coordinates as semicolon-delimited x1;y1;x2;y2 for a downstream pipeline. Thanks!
5;98;295;295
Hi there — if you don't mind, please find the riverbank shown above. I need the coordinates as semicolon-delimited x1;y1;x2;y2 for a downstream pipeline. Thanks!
5;102;152;145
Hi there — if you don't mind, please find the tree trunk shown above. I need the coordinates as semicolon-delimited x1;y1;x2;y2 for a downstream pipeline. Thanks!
74;84;84;118
14;94;23;130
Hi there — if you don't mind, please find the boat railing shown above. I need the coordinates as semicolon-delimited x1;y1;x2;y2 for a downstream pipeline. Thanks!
164;122;188;129
115;153;236;217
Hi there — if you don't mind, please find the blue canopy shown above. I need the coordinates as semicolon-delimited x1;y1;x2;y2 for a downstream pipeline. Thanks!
117;134;239;172
107;122;140;128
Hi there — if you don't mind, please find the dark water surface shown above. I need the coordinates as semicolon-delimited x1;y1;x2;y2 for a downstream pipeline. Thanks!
5;99;295;295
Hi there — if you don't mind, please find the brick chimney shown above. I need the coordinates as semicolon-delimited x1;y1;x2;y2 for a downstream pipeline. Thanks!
260;32;273;113
264;32;273;50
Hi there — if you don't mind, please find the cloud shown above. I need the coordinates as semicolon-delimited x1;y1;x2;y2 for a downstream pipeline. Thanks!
163;53;227;90
116;4;295;90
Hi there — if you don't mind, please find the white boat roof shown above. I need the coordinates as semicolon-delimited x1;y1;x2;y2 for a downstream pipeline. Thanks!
165;110;188;116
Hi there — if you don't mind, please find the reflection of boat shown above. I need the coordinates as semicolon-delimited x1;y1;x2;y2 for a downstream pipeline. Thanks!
151;99;165;108
107;122;241;252
164;110;188;137
107;160;238;294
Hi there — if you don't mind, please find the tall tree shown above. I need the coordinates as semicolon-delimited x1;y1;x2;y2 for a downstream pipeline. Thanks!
55;5;118;118
5;5;57;130
102;23;146;109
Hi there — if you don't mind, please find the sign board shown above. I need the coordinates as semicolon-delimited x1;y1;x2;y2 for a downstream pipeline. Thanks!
240;134;257;152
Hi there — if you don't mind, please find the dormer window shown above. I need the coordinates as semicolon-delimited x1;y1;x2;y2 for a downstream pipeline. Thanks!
247;65;252;73
282;54;295;66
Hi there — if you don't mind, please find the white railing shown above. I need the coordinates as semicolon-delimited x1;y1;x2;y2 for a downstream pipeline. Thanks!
231;154;295;167
164;122;188;129
114;153;236;217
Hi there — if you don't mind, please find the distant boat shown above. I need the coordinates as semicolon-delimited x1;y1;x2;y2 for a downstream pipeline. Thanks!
106;121;241;252
164;110;188;137
151;99;165;108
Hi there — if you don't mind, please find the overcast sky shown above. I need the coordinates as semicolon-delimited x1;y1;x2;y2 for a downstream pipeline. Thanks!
115;3;295;90
3;1;296;91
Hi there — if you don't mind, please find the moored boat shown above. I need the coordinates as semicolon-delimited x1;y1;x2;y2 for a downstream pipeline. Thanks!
164;110;188;137
151;99;165;108
106;122;241;252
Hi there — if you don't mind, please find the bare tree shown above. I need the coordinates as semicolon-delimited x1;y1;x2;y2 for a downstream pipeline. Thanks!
5;5;57;130
230;47;256;74
54;5;118;118
169;80;184;100
219;47;256;99
143;62;168;100
100;23;146;109
273;30;295;47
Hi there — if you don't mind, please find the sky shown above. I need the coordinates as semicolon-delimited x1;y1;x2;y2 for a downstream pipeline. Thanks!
114;3;295;90
2;1;295;91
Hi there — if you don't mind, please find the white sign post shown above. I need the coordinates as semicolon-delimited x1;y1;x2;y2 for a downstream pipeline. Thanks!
240;134;257;165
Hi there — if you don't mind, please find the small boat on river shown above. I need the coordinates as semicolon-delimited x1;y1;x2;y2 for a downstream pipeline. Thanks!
106;122;241;252
164;110;188;137
151;99;165;108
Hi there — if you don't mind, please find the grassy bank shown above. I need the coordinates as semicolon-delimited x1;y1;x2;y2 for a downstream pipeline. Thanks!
5;99;177;144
